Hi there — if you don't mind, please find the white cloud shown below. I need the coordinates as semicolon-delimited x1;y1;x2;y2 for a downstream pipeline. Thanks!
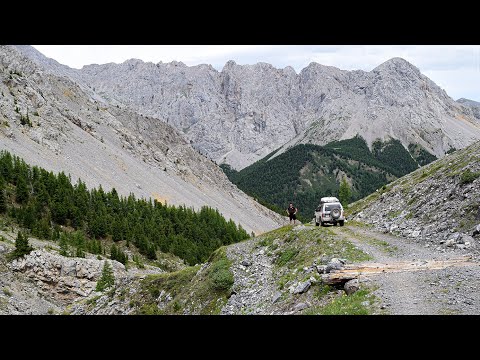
32;45;480;101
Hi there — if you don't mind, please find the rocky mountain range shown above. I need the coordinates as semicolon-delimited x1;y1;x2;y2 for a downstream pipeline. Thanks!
0;45;283;235
15;46;480;170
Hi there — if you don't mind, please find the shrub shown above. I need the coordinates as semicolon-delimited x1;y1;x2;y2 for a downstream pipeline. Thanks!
460;169;480;184
209;258;234;291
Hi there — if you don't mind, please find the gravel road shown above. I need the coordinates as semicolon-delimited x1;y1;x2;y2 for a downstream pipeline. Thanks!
337;225;480;315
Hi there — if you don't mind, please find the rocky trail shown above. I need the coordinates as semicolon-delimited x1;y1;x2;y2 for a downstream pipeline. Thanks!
333;225;480;314
220;223;480;315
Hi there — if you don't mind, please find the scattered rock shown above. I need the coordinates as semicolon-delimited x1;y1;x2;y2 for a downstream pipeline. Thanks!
241;259;252;267
293;302;309;312
316;265;327;274
325;259;344;273
412;230;421;237
473;224;480;236
462;234;475;245
344;279;360;295
272;291;282;303
445;239;456;247
293;281;311;294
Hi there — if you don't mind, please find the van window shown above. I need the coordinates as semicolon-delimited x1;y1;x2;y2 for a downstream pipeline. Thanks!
325;204;341;211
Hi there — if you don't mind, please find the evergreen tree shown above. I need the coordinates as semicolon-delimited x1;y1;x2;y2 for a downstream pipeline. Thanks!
15;175;29;204
10;231;33;259
96;261;115;292
0;178;7;213
338;177;352;205
59;233;69;256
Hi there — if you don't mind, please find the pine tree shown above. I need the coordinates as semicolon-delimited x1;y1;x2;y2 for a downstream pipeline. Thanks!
59;233;69;256
338;177;352;205
15;175;29;204
0;178;7;213
10;231;33;259
96;261;115;292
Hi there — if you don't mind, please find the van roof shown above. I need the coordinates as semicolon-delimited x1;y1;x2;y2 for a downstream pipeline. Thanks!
320;197;339;203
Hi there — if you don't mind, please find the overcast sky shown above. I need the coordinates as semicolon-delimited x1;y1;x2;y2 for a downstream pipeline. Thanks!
33;45;480;102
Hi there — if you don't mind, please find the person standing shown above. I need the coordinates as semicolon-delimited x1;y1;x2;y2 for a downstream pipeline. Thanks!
286;203;298;224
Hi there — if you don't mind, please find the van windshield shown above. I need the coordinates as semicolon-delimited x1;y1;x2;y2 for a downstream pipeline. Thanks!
325;204;341;211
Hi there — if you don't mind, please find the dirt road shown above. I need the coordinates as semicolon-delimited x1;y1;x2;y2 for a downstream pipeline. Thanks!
332;225;480;314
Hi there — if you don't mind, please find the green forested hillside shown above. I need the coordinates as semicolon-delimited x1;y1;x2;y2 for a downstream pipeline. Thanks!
0;150;249;265
221;136;436;220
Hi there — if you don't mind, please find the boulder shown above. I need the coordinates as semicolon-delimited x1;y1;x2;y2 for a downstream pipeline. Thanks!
344;279;360;295
293;302;309;312
472;224;480;236
293;281;311;294
325;258;344;273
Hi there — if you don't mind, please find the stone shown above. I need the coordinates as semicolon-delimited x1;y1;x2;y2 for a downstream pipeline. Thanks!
272;291;282;303
462;234;475;245
445;239;456;247
293;302;309;312
293;281;311;294
412;230;421;237
390;225;399;232
316;265;327;274
344;279;360;295
325;259;344;273
472;224;480;236
241;260;252;267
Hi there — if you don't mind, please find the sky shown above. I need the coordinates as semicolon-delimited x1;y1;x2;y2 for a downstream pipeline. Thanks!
33;45;480;102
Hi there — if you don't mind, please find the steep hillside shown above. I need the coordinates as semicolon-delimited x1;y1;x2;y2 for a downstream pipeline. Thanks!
17;46;480;170
348;140;480;251
458;98;480;121
0;45;283;235
222;136;436;219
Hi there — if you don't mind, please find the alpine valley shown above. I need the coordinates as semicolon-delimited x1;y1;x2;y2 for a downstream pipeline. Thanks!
1;45;480;315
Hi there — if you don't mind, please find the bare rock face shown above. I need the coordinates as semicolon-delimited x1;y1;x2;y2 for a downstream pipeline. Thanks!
9;250;126;302
18;48;480;170
458;98;480;122
0;45;284;235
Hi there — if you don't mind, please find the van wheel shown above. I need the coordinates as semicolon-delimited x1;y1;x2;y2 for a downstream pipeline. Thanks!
339;220;344;226
320;221;325;227
315;222;320;226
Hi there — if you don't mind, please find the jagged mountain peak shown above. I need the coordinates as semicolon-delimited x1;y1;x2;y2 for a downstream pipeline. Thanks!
13;45;480;170
373;57;420;73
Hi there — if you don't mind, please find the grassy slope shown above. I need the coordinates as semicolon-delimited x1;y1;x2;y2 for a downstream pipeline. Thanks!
119;224;382;315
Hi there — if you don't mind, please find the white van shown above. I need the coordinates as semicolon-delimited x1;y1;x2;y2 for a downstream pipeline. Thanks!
314;197;345;226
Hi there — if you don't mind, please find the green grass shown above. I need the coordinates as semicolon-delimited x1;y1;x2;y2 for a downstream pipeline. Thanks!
3;288;12;297
304;289;375;315
460;169;480;184
367;239;398;255
134;246;234;315
387;210;402;219
276;248;299;266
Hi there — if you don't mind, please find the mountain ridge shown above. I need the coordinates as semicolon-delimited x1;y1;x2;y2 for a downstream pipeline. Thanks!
16;47;479;170
0;45;283;235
